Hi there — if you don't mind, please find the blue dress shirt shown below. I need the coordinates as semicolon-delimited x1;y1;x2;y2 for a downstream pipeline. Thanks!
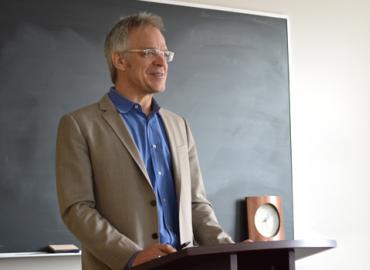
108;87;180;249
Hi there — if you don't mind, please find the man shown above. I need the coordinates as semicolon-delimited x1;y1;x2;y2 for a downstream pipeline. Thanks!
56;12;233;270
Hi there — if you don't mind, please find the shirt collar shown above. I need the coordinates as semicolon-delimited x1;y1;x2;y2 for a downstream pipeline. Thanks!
108;87;161;115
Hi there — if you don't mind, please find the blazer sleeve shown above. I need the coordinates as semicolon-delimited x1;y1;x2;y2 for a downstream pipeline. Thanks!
56;113;141;270
183;119;234;245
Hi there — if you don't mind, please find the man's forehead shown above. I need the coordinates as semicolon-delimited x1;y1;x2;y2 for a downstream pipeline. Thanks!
128;25;167;47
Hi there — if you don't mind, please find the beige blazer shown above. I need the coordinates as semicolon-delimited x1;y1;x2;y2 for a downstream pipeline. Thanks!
56;95;233;270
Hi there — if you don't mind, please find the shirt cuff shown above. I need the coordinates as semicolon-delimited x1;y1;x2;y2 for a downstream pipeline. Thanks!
124;251;140;270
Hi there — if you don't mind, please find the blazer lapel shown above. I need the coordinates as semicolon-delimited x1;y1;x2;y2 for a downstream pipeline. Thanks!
159;109;184;203
98;95;152;188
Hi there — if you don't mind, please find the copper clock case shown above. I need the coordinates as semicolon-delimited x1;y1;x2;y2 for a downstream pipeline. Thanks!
245;195;285;241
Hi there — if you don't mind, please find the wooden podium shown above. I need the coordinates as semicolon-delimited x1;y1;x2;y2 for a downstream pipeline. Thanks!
132;240;336;270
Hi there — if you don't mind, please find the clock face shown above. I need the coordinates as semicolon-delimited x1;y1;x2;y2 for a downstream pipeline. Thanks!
254;203;280;238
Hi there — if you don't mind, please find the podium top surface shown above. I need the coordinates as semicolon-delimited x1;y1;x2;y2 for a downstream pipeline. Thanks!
133;239;336;270
185;239;336;260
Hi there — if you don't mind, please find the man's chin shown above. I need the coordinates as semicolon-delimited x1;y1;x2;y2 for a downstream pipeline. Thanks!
151;86;166;94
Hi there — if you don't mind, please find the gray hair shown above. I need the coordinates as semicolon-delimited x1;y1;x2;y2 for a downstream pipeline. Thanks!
104;12;164;83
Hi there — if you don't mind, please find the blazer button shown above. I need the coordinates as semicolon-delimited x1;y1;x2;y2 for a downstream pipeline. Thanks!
150;200;156;207
152;233;159;239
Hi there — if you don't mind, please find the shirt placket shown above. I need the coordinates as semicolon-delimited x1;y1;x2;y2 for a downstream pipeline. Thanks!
148;117;175;245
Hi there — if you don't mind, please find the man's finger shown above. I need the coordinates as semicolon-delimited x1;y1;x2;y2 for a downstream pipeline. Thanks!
158;244;177;253
243;239;254;243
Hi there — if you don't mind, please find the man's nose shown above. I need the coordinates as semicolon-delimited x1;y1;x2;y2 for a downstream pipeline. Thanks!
153;53;166;66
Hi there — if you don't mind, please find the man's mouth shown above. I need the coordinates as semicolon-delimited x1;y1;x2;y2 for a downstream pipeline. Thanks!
148;71;165;78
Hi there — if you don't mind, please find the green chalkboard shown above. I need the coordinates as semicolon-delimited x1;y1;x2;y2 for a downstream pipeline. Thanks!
0;0;292;253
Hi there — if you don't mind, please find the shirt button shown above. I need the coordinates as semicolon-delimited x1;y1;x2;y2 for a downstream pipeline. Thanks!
158;171;162;176
134;104;139;109
152;144;157;149
152;233;159;239
150;200;156;207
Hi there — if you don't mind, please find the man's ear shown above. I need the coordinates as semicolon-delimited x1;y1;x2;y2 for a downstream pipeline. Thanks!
111;52;127;71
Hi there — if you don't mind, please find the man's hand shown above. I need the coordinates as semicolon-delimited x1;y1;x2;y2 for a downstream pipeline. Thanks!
132;244;177;267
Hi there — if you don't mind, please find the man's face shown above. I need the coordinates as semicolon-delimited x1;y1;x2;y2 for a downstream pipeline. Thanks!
122;25;168;95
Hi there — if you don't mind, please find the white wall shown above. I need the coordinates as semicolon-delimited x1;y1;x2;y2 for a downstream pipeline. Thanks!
1;0;369;269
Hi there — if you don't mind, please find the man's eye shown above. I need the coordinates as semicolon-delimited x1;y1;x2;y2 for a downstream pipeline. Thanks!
145;50;157;57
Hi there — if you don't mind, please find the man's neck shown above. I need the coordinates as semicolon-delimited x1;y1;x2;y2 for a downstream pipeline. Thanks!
114;85;153;116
